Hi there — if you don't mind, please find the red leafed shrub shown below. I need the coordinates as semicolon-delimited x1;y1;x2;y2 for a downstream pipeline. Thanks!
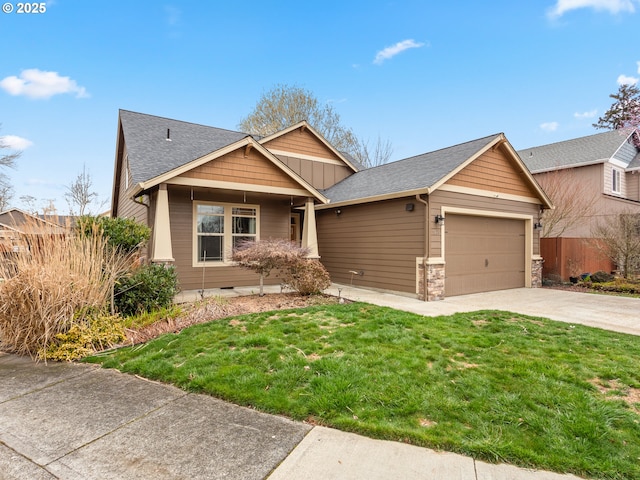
232;239;331;295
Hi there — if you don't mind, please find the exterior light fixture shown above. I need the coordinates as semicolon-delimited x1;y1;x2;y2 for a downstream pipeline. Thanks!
405;203;415;212
435;214;445;225
335;209;342;216
534;221;543;230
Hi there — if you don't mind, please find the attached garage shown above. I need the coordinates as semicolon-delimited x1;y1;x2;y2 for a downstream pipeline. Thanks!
317;133;553;301
444;215;526;296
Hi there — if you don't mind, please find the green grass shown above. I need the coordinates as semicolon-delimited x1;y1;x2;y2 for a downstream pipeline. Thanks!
86;303;640;479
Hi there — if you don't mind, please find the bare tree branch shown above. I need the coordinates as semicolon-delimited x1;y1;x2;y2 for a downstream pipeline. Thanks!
535;168;598;238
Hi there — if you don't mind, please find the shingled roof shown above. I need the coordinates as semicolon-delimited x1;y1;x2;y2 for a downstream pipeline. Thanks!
321;134;503;204
517;130;634;174
119;110;249;185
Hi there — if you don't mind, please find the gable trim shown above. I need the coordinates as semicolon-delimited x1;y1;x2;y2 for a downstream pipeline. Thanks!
438;184;543;205
431;134;553;209
135;136;327;203
317;187;430;209
168;177;314;197
259;121;359;172
267;149;346;166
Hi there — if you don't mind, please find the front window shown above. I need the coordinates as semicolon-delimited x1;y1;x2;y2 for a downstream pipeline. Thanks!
195;203;258;264
612;168;622;194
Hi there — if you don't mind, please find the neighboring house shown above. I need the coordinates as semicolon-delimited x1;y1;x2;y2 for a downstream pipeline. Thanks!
518;130;640;280
111;110;552;300
0;208;68;251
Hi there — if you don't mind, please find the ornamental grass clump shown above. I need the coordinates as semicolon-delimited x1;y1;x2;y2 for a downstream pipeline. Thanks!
0;217;133;358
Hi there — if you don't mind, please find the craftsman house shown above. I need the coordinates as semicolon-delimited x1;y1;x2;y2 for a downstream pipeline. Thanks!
518;129;640;280
111;110;552;300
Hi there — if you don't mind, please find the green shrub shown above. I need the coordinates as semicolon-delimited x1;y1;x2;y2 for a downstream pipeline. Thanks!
40;314;125;361
590;271;615;283
76;216;150;254
115;263;179;316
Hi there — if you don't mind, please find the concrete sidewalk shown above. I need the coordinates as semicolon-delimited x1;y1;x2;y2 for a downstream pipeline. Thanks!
4;285;634;479
0;353;582;480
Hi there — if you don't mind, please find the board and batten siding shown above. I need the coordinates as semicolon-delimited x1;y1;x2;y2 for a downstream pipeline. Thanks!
428;190;541;259
317;197;426;294
167;186;291;291
276;154;352;190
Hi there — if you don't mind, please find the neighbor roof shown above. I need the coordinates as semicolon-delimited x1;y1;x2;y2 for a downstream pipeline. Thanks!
517;130;634;174
119;110;249;185
321;134;503;204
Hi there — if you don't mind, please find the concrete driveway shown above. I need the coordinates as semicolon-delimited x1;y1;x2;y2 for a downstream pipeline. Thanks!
327;285;640;336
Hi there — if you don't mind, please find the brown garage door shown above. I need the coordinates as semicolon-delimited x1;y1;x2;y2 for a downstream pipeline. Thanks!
445;215;525;297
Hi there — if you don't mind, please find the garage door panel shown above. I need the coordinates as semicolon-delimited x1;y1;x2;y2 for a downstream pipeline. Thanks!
445;215;525;297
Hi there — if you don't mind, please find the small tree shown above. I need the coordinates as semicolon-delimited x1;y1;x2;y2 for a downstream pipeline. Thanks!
232;239;308;296
65;164;106;215
593;83;640;131
535;168;598;238
593;212;640;279
593;83;640;147
232;238;331;296
0;126;20;210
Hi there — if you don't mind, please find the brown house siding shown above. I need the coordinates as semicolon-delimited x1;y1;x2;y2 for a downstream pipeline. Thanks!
116;155;148;225
428;190;541;258
276;155;352;190
627;172;640;202
167;186;291;290
446;148;539;198
178;148;302;190
263;127;338;159
317;197;426;294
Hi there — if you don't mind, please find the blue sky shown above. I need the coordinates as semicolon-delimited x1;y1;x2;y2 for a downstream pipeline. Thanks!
1;0;639;214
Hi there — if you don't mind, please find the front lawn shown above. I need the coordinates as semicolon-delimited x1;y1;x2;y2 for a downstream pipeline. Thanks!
87;302;640;479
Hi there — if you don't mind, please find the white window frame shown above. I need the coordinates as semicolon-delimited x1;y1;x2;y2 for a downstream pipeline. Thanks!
193;201;260;266
612;167;622;194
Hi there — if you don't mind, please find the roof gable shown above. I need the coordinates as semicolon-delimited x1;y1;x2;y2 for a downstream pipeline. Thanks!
321;133;551;208
0;208;67;234
177;143;307;191
259;121;358;172
114;111;327;204
119;110;248;185
321;134;500;204
445;144;542;200
518;130;636;174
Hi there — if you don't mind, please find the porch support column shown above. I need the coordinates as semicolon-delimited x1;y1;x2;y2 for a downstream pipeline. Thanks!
151;183;174;263
301;197;320;258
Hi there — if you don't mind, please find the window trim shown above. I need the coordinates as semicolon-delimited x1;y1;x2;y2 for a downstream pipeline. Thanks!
612;167;622;195
193;201;260;267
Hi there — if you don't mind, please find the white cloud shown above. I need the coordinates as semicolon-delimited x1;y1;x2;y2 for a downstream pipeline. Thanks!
164;5;181;26
540;122;559;132
374;39;426;65
547;0;637;18
617;74;639;85
574;109;598;119
0;69;89;99
0;135;33;150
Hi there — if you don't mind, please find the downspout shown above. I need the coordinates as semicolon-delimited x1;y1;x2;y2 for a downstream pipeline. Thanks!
416;194;429;300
